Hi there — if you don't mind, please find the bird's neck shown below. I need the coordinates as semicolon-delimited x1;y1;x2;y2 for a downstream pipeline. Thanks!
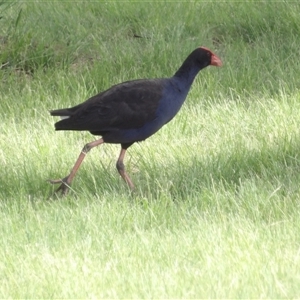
173;61;202;90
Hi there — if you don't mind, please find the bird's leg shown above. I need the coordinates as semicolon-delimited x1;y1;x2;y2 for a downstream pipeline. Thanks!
116;148;134;190
49;138;104;196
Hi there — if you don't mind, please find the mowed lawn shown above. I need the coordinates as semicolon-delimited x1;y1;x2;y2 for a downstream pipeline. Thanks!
0;1;300;298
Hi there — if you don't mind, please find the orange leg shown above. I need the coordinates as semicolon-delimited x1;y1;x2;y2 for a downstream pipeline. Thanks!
49;138;104;196
116;147;135;190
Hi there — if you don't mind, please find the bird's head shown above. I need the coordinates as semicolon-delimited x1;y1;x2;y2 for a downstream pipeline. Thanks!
195;46;222;68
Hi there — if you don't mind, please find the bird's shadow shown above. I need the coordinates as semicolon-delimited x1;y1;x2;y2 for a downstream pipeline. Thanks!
163;138;300;203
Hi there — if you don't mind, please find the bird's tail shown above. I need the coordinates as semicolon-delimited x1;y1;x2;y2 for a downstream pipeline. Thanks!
50;108;72;120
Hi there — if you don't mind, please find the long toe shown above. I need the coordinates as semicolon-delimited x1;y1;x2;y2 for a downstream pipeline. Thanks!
48;178;64;184
55;183;70;196
48;176;71;196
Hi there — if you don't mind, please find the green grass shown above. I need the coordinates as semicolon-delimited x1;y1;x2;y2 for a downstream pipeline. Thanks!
1;1;300;298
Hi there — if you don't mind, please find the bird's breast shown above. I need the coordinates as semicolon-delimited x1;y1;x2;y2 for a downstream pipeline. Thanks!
156;86;189;124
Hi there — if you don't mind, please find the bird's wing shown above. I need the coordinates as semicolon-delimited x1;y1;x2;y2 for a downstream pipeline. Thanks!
54;79;166;131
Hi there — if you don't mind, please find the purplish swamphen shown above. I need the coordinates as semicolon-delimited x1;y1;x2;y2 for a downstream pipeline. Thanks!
49;47;222;195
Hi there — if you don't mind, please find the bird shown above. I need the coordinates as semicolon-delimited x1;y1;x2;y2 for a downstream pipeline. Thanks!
49;46;222;195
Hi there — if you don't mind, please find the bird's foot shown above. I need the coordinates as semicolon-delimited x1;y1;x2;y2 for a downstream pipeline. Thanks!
48;176;71;196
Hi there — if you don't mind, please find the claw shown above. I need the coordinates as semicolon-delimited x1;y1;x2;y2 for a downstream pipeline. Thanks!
48;176;71;196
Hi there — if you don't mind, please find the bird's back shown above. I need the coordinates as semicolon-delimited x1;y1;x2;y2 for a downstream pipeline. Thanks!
52;79;165;131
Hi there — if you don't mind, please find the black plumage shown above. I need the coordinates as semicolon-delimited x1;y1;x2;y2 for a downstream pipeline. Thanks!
49;47;222;195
